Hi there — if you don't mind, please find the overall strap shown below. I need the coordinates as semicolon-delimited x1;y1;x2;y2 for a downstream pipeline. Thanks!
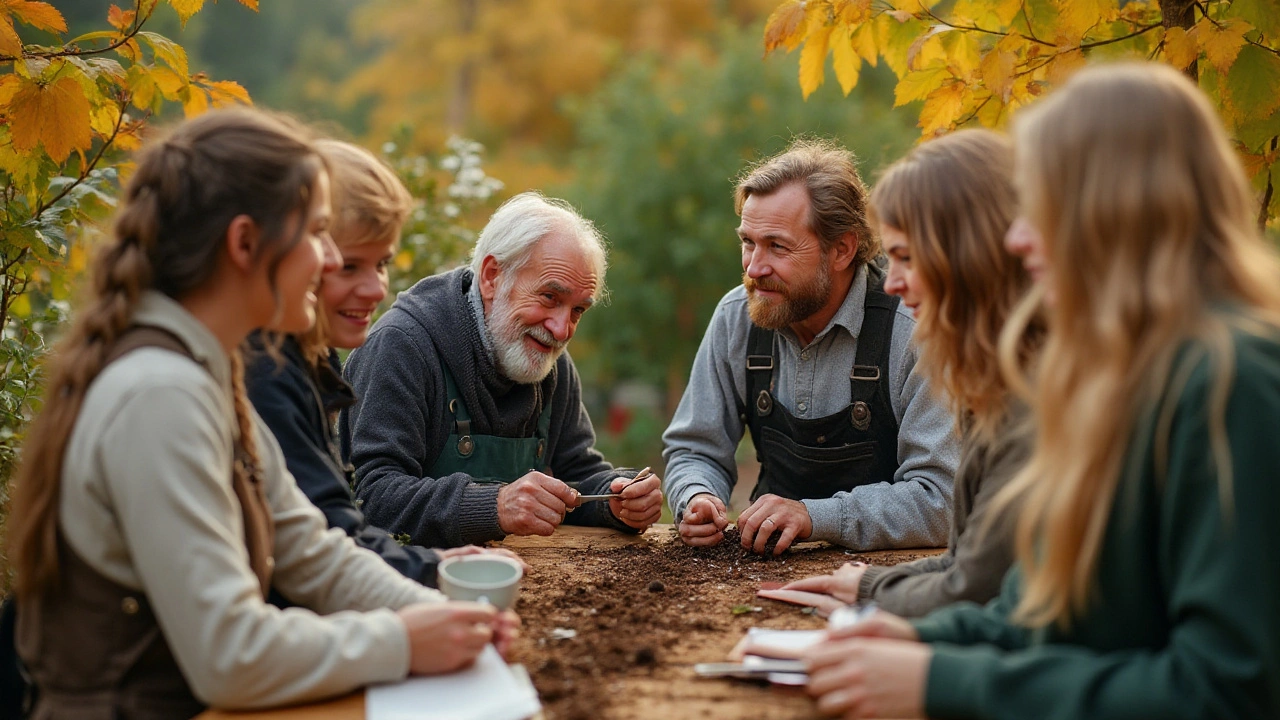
743;324;776;460
849;269;901;433
441;363;476;457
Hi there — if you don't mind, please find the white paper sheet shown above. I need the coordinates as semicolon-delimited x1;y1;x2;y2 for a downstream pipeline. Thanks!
366;646;542;720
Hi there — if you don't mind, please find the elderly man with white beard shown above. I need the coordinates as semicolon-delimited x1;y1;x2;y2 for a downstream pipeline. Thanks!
341;192;664;547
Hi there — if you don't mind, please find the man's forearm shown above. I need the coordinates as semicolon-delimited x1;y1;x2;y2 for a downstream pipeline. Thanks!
802;475;951;550
663;454;736;520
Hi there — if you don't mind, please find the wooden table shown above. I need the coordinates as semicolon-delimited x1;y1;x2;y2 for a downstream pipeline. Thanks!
199;526;941;720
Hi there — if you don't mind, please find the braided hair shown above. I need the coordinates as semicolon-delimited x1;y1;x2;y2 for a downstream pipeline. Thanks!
8;108;324;600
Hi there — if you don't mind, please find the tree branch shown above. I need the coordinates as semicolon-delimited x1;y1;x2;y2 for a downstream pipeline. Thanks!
920;6;1055;47
1261;136;1277;235
0;0;152;63
1078;23;1163;50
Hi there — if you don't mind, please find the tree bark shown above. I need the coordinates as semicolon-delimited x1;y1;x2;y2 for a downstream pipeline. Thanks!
446;0;478;133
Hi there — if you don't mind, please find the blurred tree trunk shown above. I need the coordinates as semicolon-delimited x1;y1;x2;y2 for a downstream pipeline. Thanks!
447;0;478;132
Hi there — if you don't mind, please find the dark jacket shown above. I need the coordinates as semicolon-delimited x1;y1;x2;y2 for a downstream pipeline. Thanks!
245;333;443;588
913;331;1280;720
340;267;632;548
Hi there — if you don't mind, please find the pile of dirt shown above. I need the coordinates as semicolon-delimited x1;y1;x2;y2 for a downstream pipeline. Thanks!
511;533;937;720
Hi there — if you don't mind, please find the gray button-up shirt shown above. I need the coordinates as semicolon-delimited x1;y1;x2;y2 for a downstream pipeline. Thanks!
662;265;960;550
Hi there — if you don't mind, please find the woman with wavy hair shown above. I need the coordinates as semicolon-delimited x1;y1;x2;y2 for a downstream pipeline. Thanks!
803;62;1280;719
773;129;1033;618
8;109;509;718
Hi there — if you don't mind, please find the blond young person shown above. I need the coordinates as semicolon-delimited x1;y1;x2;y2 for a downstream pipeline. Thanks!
245;140;523;593
9;110;507;718
804;63;1280;720
779;129;1034;617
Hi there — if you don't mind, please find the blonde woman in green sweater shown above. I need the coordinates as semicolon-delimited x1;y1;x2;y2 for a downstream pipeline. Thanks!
803;62;1280;720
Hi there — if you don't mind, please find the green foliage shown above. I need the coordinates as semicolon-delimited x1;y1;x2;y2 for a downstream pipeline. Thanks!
563;23;916;416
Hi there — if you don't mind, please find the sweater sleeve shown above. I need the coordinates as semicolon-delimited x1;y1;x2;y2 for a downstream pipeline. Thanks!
98;381;439;710
246;353;443;588
342;324;503;547
922;345;1280;720
859;428;1022;617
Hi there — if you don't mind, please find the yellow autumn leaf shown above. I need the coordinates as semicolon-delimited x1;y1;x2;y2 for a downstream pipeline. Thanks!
894;65;949;106
237;0;259;9
126;64;157;109
877;11;925;77
182;85;209;117
7;0;67;33
90;101;121;137
979;49;1017;102
395;249;414;271
943;29;982;80
851;21;877;65
764;0;808;53
1046;48;1086;85
1195;17;1252;74
0;73;20;104
10;293;31;319
150;66;186;100
0;17;21;57
8;75;93;162
831;24;861;95
920;81;967;136
107;4;135;31
206;79;251;107
835;0;872;25
993;0;1022;25
167;0;204;26
800;24;832;99
1162;26;1197;70
140;31;189;77
1053;0;1115;45
907;27;948;72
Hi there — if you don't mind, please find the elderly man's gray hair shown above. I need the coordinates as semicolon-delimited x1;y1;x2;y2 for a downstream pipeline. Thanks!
469;191;608;300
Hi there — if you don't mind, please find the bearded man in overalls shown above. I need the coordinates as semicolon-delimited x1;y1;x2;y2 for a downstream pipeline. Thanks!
342;192;663;548
662;139;959;555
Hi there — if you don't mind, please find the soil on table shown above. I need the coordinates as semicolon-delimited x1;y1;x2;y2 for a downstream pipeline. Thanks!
510;528;937;720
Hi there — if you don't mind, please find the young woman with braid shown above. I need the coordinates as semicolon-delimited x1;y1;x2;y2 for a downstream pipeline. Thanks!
245;139;520;594
7;109;514;718
774;129;1034;618
802;63;1280;720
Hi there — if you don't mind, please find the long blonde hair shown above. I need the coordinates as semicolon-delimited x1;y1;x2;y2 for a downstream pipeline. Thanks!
995;62;1280;629
295;139;412;364
870;129;1030;440
8;109;324;601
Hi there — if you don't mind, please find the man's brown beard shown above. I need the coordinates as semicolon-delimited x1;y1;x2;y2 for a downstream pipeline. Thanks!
743;261;832;330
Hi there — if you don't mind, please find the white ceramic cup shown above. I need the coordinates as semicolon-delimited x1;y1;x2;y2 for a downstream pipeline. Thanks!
437;555;524;610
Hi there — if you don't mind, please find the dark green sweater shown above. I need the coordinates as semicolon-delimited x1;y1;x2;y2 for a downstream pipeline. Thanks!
912;331;1280;719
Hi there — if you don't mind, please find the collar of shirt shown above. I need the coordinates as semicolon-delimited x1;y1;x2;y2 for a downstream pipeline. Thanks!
131;289;231;397
777;263;869;350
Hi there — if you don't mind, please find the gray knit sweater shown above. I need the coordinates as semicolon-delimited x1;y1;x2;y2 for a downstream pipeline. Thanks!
340;268;632;548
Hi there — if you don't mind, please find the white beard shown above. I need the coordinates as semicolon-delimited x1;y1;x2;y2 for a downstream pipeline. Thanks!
487;292;565;384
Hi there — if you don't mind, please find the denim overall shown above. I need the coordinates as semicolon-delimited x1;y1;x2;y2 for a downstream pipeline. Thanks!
743;271;901;501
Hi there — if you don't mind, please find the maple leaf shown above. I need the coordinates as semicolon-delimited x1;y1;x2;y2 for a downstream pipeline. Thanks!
1195;17;1252;74
1162;27;1198;71
8;75;93;163
764;0;808;53
6;1;67;34
920;80;967;135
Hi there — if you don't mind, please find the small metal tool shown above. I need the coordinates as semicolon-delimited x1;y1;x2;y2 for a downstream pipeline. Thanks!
572;466;652;502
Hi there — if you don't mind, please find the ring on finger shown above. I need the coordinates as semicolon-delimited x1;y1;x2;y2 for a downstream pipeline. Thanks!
764;517;776;526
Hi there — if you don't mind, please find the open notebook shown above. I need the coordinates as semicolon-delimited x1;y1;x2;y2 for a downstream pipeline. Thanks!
366;645;541;720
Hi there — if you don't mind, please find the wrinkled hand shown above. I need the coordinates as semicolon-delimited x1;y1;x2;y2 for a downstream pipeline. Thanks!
781;562;868;604
399;601;497;675
607;473;663;530
678;493;728;546
437;545;530;572
737;494;812;555
805;637;930;718
497;471;576;536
